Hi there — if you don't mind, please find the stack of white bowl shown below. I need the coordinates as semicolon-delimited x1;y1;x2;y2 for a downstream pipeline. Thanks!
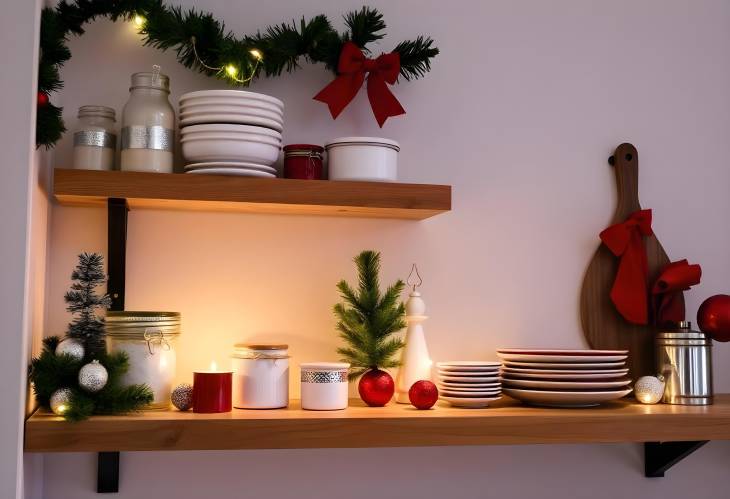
435;361;502;408
179;90;283;177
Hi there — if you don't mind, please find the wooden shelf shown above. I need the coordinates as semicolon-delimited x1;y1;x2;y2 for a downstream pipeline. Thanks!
25;395;730;453
53;169;451;219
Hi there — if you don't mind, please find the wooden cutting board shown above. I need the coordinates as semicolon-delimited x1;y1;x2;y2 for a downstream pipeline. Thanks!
580;143;680;378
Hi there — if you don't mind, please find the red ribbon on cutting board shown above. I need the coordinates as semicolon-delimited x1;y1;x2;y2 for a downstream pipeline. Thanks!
314;41;406;127
652;259;702;325
600;209;653;325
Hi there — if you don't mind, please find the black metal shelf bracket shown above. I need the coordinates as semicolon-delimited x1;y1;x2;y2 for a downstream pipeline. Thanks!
98;198;129;493
644;441;709;477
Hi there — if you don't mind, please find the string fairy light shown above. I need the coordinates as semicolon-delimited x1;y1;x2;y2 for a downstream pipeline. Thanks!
190;36;263;85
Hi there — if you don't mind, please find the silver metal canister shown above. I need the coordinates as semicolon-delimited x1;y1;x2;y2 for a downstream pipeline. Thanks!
656;321;713;405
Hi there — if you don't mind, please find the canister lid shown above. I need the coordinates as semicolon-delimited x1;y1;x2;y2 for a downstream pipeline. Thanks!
283;144;324;153
78;105;116;120
107;311;180;321
130;71;170;92
300;362;350;371
234;343;288;350
324;136;400;152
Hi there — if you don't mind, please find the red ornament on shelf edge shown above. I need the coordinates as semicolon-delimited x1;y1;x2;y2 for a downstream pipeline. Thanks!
409;380;438;410
37;91;49;107
697;294;730;342
358;369;394;407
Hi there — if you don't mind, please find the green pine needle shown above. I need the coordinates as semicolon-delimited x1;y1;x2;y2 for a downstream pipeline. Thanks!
334;250;406;381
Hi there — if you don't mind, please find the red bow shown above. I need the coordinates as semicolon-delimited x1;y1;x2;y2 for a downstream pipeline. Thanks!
314;42;406;127
600;209;653;325
652;259;702;325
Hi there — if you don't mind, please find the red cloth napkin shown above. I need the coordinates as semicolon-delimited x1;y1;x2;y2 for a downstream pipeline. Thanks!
652;259;702;325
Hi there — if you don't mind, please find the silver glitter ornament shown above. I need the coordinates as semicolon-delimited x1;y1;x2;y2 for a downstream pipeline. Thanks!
50;388;73;415
78;360;108;393
55;338;85;361
171;383;193;411
635;375;665;404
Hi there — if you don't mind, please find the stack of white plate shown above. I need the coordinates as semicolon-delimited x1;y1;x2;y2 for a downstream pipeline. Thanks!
435;361;502;408
497;349;632;407
179;90;284;177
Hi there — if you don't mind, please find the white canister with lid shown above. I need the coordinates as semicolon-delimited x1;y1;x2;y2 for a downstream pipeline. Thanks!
325;137;399;182
231;344;289;409
121;69;175;173
300;362;350;410
72;105;117;170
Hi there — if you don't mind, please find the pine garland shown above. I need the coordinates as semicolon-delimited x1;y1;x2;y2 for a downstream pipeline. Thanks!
29;337;153;421
334;250;407;380
37;1;439;147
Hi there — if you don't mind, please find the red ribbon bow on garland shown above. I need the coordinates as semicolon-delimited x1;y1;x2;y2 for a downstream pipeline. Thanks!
652;259;702;325
314;41;406;127
600;209;653;325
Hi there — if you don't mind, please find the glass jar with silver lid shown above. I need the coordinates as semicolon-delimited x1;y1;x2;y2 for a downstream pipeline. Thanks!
106;311;181;409
120;67;175;173
72;105;117;170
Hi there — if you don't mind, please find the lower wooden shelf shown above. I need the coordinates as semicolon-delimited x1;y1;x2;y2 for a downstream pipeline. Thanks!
24;395;730;453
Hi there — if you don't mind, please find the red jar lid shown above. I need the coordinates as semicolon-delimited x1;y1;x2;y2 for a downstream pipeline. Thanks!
283;144;324;153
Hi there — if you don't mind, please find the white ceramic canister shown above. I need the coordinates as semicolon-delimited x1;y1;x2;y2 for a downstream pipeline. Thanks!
231;344;289;409
324;137;399;182
106;311;180;409
120;70;175;173
72;105;117;170
300;362;350;410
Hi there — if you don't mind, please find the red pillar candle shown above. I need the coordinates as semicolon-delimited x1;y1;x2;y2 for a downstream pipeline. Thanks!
193;365;233;413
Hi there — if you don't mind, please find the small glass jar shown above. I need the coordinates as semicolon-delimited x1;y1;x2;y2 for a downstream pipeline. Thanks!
72;105;117;170
283;144;324;179
121;70;175;173
231;344;289;409
300;362;350;410
106;311;181;409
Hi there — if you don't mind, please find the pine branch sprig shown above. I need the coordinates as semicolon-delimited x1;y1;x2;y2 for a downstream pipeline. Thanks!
334;250;406;381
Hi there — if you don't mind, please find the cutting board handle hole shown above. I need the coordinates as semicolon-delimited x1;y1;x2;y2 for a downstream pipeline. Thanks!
625;153;633;162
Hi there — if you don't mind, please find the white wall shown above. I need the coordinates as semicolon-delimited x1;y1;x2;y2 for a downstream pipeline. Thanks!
0;0;45;498
41;1;730;498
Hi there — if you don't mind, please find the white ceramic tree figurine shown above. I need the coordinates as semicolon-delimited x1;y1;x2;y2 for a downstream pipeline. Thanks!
395;265;433;403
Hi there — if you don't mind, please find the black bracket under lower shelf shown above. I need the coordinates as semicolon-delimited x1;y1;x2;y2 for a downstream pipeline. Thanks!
644;441;709;477
97;452;120;493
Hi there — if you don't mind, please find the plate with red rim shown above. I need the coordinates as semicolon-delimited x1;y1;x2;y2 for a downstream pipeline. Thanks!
501;370;629;380
436;361;501;368
497;351;628;363
502;378;631;390
437;368;500;375
438;384;501;393
503;387;632;407
501;366;628;375
502;360;626;370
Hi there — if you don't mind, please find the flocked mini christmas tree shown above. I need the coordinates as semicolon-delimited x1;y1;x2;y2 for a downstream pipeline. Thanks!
65;252;112;357
335;250;406;406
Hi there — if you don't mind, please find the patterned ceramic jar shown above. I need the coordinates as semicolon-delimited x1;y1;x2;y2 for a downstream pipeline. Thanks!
300;362;349;410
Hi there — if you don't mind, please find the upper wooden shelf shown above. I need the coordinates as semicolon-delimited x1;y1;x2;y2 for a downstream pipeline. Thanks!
25;395;730;453
53;169;451;220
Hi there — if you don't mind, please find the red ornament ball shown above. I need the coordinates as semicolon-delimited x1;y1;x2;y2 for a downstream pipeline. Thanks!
409;380;438;410
358;369;394;407
697;294;730;342
37;91;49;107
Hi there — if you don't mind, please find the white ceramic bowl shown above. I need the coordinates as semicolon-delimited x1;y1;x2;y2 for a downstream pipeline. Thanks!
181;123;281;138
180;102;283;117
180;131;281;146
325;137;399;182
181;136;280;164
179;89;284;109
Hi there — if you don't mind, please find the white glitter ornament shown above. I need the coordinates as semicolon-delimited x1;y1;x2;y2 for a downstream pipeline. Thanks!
78;360;108;393
55;338;85;361
635;375;665;404
50;388;73;415
171;383;193;411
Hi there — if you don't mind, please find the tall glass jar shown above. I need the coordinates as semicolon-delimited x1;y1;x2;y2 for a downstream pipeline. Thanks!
120;71;175;173
72;105;117;170
106;311;181;409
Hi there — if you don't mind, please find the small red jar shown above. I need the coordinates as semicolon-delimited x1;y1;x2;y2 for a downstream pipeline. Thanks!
283;144;324;180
